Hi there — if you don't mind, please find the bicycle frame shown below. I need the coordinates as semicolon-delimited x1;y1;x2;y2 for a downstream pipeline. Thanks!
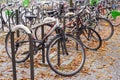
16;17;61;53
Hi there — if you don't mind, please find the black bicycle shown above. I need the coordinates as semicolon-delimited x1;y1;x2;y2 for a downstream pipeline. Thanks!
62;6;102;50
5;16;85;76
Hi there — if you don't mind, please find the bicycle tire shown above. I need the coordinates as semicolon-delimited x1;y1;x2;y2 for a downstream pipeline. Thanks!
79;26;102;50
93;17;114;41
46;34;85;76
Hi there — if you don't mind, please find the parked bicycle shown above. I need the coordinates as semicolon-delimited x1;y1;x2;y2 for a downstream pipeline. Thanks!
5;15;85;76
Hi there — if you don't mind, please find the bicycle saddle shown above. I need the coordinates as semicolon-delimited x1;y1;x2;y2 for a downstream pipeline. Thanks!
25;15;37;21
46;10;57;15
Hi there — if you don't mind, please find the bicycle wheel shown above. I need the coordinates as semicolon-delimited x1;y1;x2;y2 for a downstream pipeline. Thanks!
94;17;114;41
5;29;30;63
46;34;85;76
79;27;102;50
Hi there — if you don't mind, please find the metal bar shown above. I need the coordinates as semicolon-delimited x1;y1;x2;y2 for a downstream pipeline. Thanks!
76;16;79;50
8;10;11;30
15;10;20;37
11;32;17;80
41;25;45;63
16;9;19;25
57;29;61;66
29;34;34;80
63;17;66;32
69;0;73;7
57;37;60;66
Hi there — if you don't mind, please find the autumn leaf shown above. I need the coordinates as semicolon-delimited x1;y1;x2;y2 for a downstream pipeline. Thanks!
96;65;104;69
108;75;113;79
1;50;6;54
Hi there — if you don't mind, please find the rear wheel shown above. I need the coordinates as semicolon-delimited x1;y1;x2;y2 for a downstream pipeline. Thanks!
5;29;30;63
79;27;102;50
94;17;114;41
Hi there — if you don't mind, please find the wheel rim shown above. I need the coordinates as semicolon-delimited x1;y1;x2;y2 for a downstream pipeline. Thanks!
47;35;85;76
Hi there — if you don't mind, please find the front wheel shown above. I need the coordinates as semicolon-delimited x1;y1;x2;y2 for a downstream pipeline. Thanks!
46;34;85;76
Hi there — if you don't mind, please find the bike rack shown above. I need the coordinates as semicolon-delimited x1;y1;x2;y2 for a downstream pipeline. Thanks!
41;25;45;63
9;8;64;79
11;31;16;80
10;9;46;79
11;24;34;80
11;25;34;80
15;9;20;37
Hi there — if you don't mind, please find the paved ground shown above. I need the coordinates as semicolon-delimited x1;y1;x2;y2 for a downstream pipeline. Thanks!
0;14;120;80
0;26;120;80
0;1;120;79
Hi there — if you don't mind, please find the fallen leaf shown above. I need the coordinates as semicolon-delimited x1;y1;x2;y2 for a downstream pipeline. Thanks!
108;75;113;79
109;62;114;66
91;69;96;73
97;65;104;69
96;75;102;79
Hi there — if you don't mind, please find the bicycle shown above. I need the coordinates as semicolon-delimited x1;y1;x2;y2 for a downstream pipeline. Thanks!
82;4;114;41
5;15;85;76
90;0;120;26
64;6;102;50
